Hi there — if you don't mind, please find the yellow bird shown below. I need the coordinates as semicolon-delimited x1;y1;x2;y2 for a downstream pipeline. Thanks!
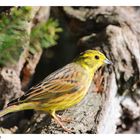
0;50;112;132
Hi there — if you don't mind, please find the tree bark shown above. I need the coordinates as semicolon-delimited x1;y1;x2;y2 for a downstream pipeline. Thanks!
0;6;140;134
0;6;50;133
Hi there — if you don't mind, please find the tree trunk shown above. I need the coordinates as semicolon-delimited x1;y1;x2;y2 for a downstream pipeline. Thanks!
0;6;140;134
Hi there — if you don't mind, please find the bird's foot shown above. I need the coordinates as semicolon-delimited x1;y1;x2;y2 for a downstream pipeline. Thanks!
52;113;72;133
56;114;72;123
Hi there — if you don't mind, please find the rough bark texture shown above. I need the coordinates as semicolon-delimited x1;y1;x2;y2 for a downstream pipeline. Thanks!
0;6;50;133
61;6;140;134
0;6;140;134
0;7;40;107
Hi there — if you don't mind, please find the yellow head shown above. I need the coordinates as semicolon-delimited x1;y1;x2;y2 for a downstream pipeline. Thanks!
75;50;112;72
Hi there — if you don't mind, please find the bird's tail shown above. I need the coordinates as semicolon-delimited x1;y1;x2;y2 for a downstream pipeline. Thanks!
0;102;36;117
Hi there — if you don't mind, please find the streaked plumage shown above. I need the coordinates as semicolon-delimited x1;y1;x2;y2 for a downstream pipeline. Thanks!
0;50;112;132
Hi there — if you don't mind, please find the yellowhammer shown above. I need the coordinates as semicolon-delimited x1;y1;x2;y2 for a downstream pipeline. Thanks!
0;50;112;132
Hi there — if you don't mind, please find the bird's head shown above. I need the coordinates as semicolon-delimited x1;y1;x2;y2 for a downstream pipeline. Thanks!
75;50;112;72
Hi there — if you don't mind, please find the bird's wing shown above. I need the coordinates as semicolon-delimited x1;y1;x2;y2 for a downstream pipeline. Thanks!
8;64;85;106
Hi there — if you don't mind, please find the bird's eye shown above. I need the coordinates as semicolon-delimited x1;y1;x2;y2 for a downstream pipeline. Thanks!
95;55;99;60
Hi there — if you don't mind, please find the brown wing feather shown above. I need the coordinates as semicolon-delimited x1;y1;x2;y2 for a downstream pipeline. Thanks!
8;63;85;106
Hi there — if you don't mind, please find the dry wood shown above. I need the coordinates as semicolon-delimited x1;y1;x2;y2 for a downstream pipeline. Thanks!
0;6;140;134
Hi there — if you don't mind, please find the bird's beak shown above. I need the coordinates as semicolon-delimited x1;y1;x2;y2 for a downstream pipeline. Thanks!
104;58;113;65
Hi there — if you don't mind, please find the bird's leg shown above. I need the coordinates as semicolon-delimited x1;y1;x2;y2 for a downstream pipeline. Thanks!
56;114;72;123
51;111;71;132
